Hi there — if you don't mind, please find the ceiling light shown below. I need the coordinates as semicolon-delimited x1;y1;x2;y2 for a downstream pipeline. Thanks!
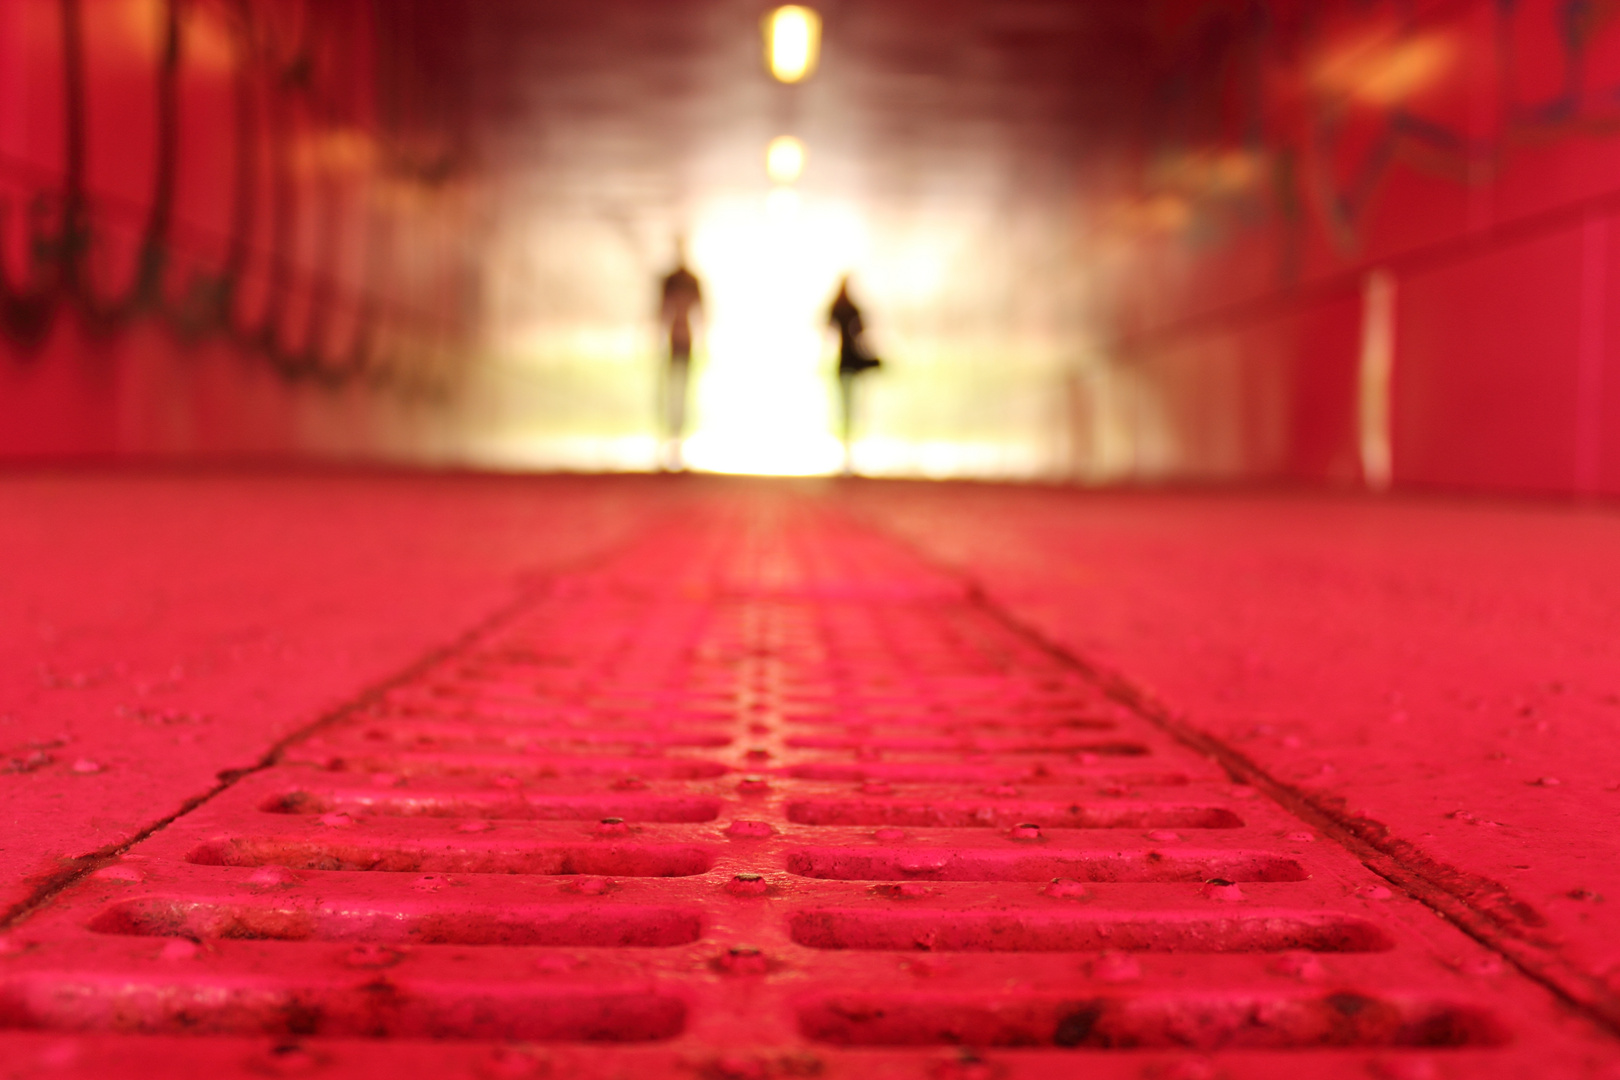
766;136;807;184
765;6;820;83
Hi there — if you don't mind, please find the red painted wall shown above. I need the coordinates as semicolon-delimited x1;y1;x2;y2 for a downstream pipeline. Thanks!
1106;0;1620;495
0;0;480;461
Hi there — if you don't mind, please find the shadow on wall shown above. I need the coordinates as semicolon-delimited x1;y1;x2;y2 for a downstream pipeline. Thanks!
0;0;482;460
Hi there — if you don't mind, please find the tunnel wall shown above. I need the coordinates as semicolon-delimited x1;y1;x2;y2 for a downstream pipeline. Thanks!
1103;0;1620;495
0;0;479;461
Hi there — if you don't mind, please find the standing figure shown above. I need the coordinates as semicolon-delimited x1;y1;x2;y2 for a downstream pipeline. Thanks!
658;244;704;470
826;275;880;475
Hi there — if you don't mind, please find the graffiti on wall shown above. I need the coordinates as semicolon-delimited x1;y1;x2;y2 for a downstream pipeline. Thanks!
0;0;478;392
1087;0;1620;492
1119;0;1620;306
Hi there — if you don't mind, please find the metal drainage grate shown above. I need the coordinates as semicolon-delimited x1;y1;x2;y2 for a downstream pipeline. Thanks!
0;507;1610;1078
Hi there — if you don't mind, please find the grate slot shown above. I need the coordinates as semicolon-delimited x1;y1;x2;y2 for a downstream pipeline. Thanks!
789;908;1394;952
353;723;734;750
784;846;1306;882
299;753;731;780
260;789;724;823
785;734;1121;752
797;992;1508;1049
0;978;687;1041
786;763;1182;784
793;740;1153;759
88;897;703;946
186;837;717;876
783;715;1123;732
785;798;1243;829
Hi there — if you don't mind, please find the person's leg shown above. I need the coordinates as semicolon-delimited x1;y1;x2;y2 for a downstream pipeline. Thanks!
668;357;690;469
838;371;855;475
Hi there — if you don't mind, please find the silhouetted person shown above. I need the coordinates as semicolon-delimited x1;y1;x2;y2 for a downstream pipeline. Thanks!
658;243;704;470
827;275;880;475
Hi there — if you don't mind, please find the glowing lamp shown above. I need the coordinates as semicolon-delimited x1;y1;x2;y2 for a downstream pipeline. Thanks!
766;136;807;183
765;6;820;83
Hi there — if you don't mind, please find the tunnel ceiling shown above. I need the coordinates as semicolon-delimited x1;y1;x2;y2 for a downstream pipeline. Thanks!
363;0;1162;476
426;0;1154;214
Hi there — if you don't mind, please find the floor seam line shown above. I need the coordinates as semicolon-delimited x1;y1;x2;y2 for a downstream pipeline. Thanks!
0;511;681;937
835;502;1620;1040
957;580;1620;1039
0;580;552;936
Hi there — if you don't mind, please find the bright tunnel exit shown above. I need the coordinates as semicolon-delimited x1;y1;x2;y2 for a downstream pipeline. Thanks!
682;193;867;476
449;0;1118;481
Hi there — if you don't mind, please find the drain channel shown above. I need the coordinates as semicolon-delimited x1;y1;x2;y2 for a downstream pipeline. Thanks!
0;501;1608;1078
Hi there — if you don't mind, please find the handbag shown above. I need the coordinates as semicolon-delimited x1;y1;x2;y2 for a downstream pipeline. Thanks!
852;340;882;372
